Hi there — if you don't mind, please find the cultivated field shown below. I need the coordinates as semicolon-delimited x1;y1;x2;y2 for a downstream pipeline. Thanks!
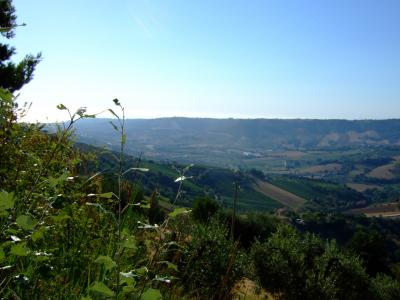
367;164;396;179
266;150;306;159
299;163;342;174
366;155;400;180
350;202;400;218
253;179;306;210
346;183;382;192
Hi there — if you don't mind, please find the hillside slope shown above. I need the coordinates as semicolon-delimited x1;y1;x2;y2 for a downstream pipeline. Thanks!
77;143;281;212
71;118;400;168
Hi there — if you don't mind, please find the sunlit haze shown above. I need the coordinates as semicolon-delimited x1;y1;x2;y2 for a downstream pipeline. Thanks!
11;0;400;122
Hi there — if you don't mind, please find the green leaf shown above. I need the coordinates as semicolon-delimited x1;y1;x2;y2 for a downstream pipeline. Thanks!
7;229;18;235
120;272;136;286
113;98;121;106
16;215;37;231
86;203;116;220
0;27;11;33
158;261;178;272
135;266;148;276
76;107;87;117
168;208;191;218
48;177;57;188
122;285;136;294
122;236;137;250
56;103;67;110
122;167;149;176
11;243;30;256
89;281;115;298
121;134;126;146
48;172;69;188
140;288;162;300
109;121;118;131
95;255;116;271
0;191;15;211
108;109;120;120
83;114;96;118
140;203;150;209
0;88;13;102
80;297;92;300
33;255;50;262
183;163;194;172
153;275;174;283
32;227;46;242
51;213;71;223
97;192;114;199
0;247;4;261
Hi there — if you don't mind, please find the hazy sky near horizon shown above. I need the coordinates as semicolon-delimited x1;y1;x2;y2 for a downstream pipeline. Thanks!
10;0;400;121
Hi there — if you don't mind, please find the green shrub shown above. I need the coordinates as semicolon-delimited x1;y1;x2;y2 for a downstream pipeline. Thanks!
311;241;371;300
192;196;220;223
347;229;389;276
371;274;400;300
178;218;247;299
219;210;279;248
148;190;166;224
252;224;373;300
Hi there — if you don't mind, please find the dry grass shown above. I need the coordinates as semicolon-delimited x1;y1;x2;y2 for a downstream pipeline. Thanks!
253;180;306;210
231;278;274;300
363;211;400;218
266;150;306;159
350;202;400;218
366;164;396;179
317;132;340;147
366;155;400;180
348;165;366;177
346;183;382;192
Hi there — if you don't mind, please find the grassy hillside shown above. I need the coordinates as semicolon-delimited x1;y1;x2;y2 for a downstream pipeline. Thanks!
266;175;368;211
77;143;400;213
76;143;282;212
253;179;306;210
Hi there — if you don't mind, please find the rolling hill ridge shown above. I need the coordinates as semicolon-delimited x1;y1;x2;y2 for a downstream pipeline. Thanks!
70;118;400;167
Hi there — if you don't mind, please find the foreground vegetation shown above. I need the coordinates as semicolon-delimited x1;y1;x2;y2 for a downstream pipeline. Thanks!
2;95;400;299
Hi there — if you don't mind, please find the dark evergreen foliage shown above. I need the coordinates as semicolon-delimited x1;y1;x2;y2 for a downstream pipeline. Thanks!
0;0;41;92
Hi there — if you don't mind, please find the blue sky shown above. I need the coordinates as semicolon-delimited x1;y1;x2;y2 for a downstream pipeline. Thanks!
10;0;400;121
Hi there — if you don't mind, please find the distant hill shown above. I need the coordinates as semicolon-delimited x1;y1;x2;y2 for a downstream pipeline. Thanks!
71;118;400;167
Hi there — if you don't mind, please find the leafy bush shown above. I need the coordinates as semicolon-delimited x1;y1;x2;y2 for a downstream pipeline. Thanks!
252;224;374;300
371;274;400;300
177;218;248;299
347;229;389;275
191;196;220;223
229;211;279;248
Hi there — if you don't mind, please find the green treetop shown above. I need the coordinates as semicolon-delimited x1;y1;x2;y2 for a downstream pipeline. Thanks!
0;0;41;92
